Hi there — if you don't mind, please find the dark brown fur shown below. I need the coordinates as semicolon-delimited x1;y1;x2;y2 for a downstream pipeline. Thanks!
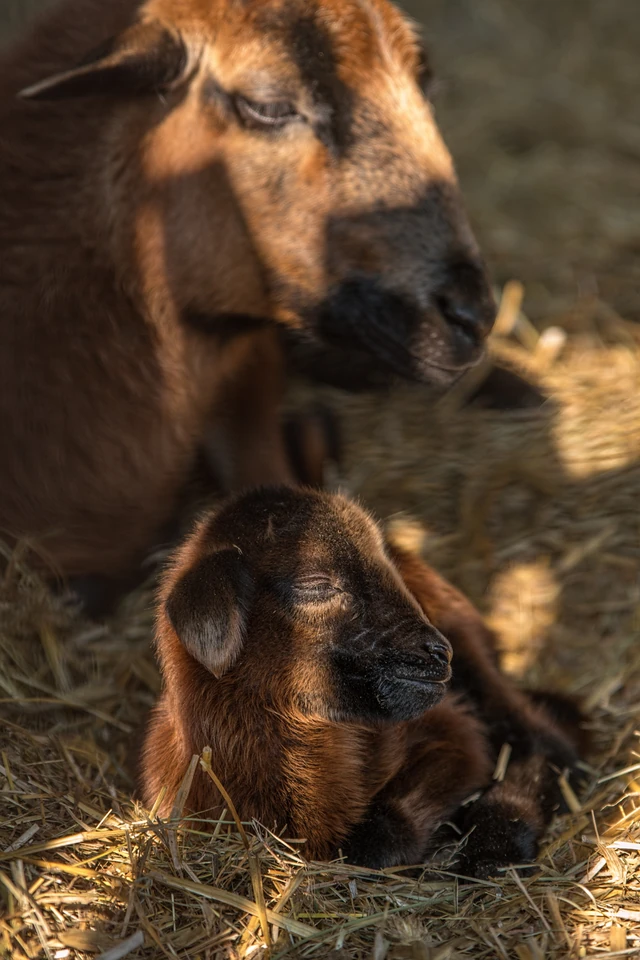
0;0;495;585
141;488;585;875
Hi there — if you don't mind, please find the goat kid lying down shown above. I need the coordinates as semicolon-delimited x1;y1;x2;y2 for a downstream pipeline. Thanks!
140;487;586;877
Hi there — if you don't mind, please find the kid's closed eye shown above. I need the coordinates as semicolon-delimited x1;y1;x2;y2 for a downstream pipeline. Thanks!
290;575;343;602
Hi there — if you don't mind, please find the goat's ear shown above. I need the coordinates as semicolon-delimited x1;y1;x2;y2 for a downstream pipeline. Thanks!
18;20;187;101
165;549;254;678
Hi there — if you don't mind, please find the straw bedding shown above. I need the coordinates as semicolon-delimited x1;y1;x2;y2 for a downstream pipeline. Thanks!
1;320;639;960
1;0;639;957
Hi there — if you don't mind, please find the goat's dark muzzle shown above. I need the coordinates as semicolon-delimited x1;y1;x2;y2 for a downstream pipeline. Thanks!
312;261;496;386
374;630;453;721
388;636;453;686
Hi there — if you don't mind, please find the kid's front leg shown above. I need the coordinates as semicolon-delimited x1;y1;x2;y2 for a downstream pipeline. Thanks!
343;700;492;870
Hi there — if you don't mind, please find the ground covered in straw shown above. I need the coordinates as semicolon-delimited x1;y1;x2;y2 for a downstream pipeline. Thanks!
1;319;639;960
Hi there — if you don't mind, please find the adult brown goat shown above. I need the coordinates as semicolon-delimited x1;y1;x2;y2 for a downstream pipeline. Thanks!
141;487;585;876
0;0;495;602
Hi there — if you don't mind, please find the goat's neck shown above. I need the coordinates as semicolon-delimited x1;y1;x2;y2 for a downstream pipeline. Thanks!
178;680;392;857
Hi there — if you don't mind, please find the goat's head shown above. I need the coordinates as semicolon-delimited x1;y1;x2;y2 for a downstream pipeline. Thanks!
161;487;452;723
20;0;494;386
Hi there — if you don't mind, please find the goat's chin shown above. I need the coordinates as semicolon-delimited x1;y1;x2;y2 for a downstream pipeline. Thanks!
337;318;485;388
290;279;486;387
375;677;449;721
294;671;449;725
298;690;447;727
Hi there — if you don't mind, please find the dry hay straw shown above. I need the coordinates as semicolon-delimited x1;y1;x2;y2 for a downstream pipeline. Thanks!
0;294;639;960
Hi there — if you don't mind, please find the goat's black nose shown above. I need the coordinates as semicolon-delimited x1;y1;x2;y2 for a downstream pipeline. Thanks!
436;258;496;341
424;633;453;667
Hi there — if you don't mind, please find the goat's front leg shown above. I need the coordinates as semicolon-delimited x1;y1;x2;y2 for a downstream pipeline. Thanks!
342;699;492;870
205;328;295;491
454;754;554;880
206;328;334;490
343;699;558;879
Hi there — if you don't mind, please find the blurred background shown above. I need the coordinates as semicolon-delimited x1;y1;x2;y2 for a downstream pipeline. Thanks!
400;0;640;326
3;0;638;326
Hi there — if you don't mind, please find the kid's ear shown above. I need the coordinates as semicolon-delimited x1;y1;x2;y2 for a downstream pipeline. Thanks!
19;20;187;101
165;548;254;677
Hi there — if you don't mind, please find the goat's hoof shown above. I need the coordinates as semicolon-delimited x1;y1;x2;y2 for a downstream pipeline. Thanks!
342;798;420;870
456;793;540;880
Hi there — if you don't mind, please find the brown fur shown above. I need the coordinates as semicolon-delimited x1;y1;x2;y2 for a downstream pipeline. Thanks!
141;488;584;873
0;0;495;583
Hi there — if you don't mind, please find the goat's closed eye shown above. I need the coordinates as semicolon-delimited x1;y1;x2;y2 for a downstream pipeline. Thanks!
235;95;301;129
290;575;343;604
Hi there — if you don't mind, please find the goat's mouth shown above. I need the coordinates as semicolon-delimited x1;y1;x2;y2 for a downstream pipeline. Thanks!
347;313;485;385
391;672;451;688
376;663;451;719
389;660;453;687
309;279;489;386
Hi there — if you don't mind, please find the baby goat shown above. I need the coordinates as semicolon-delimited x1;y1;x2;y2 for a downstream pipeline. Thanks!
141;487;584;876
